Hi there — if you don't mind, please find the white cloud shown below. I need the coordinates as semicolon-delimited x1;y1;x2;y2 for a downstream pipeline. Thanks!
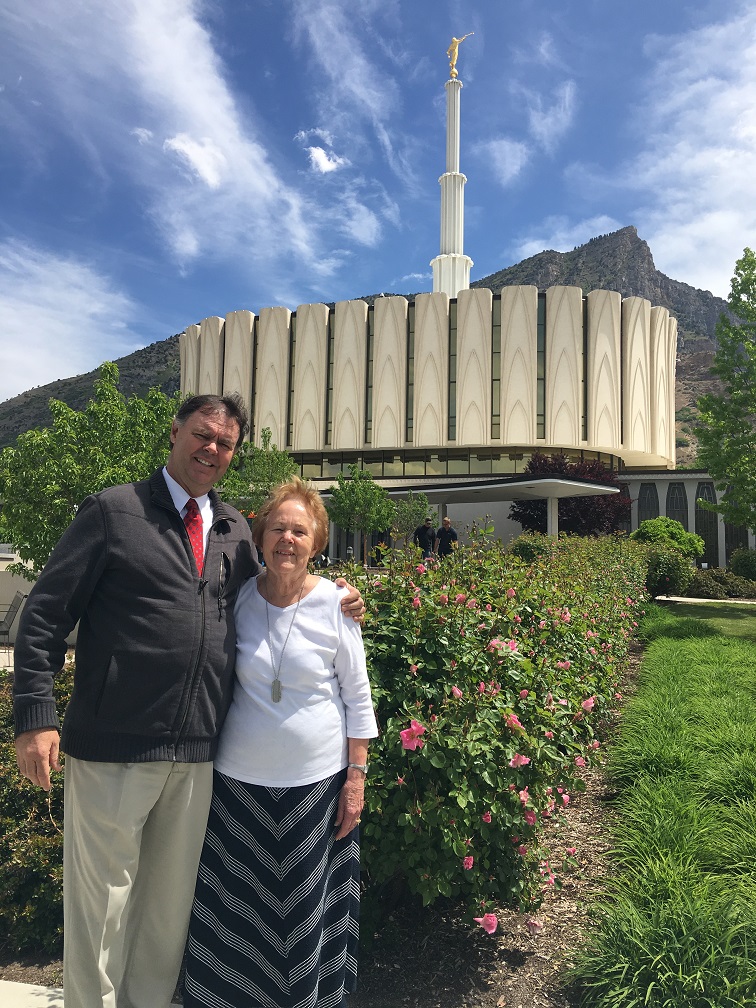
616;5;756;296
0;240;145;402
306;146;350;173
478;138;531;187
163;134;228;189
131;127;153;145
527;81;577;153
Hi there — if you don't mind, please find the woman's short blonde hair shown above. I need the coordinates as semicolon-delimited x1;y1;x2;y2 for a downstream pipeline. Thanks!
252;476;329;555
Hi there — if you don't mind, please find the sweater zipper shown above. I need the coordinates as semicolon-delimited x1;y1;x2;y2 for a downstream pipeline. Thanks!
173;515;230;754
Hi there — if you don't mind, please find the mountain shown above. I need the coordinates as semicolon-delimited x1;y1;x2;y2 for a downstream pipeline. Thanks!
0;227;722;459
0;336;181;450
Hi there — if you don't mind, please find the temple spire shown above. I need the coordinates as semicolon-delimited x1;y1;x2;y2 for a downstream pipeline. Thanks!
431;35;473;298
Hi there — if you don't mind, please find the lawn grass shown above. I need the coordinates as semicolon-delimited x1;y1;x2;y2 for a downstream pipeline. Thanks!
568;602;756;1008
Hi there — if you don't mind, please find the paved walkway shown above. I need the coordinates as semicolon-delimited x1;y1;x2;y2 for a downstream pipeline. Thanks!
0;981;182;1006
0;982;64;1007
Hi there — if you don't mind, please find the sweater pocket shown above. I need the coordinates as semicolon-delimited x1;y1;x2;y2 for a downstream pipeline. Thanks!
94;653;181;735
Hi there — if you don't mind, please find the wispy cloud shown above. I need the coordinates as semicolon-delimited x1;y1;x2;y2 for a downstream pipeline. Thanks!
627;4;756;295
477;138;531;187
0;240;144;402
0;0;361;283
526;81;577;154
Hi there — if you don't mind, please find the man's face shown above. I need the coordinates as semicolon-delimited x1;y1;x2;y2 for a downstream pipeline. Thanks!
443;519;451;528
166;408;240;497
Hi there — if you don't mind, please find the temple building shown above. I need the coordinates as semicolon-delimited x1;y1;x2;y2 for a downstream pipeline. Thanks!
178;43;753;565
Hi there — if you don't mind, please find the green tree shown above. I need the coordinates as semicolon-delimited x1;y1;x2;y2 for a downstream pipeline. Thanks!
219;427;298;516
0;363;181;580
326;464;395;564
696;248;756;530
391;490;432;545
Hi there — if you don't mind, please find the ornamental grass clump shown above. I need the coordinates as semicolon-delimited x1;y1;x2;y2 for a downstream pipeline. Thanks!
569;605;756;1006
343;530;648;932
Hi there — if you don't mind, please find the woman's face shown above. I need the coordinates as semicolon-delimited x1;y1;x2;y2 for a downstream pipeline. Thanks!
261;498;317;577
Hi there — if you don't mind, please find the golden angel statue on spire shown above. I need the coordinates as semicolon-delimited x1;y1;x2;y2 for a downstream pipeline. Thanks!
447;33;473;78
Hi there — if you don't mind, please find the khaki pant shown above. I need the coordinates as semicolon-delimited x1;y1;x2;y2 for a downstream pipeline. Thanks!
63;757;213;1008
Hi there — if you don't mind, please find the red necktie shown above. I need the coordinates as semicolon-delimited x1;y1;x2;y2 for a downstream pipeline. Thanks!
184;498;204;574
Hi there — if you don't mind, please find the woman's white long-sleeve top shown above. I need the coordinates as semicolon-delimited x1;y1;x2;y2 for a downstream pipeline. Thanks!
215;576;378;787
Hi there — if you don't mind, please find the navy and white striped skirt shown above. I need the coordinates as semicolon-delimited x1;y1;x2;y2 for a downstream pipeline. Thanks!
184;768;359;1008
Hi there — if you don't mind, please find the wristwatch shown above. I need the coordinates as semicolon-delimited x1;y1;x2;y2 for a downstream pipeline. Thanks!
348;763;369;775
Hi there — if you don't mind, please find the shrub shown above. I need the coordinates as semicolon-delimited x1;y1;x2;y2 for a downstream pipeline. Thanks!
730;547;756;582
685;569;728;600
645;549;693;598
0;536;649;948
338;532;648;929
0;662;72;953
508;533;551;563
630;517;704;559
689;567;756;599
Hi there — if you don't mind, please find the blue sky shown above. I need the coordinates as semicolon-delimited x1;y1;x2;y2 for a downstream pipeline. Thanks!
2;0;756;403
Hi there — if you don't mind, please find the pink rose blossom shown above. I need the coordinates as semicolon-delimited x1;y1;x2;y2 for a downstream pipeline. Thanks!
581;696;596;712
438;593;449;605
561;610;571;622
506;588;516;598
566;846;576;856
574;756;587;768
487;638;504;652
400;719;427;751
509;753;531;768
397;776;405;785
544;730;554;740
412;597;421;609
415;563;426;574
524;809;537;826
524;917;544;935
482;811;492;823
410;664;418;674
561;793;570;806
454;593;467;603
473;913;498;934
451;685;463;699
466;598;477;609
506;713;523;731
519;689;529;699
517;844;528;856
462;856;474;870
518;788;529;804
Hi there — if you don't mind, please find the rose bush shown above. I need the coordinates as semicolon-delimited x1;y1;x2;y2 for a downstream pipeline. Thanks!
340;530;648;931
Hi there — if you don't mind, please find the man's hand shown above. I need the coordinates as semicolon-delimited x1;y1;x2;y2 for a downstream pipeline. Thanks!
15;728;61;791
335;578;365;621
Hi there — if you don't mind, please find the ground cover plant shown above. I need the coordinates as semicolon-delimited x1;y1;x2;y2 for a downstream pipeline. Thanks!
569;601;756;1007
341;531;648;932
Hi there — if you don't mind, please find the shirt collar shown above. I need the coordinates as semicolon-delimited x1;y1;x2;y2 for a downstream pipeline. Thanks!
162;466;211;515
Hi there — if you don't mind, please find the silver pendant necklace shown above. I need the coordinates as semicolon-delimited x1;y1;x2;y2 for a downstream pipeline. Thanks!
263;579;306;703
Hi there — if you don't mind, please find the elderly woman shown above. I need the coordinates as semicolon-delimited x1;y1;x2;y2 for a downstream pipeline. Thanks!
184;477;378;1008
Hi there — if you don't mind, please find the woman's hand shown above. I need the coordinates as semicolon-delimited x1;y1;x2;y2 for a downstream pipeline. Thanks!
334;578;365;622
334;768;365;840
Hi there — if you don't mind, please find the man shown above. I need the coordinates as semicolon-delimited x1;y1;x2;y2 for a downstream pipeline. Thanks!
436;515;459;557
13;393;363;1008
413;516;436;558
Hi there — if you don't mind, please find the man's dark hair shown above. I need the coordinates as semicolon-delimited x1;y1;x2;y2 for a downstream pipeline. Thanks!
174;394;250;449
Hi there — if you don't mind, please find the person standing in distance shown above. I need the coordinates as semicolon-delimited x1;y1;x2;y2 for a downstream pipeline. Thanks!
436;515;458;557
413;516;436;558
13;393;364;1008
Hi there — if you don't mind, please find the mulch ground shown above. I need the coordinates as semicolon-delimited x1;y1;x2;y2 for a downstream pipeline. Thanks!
0;651;639;1006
